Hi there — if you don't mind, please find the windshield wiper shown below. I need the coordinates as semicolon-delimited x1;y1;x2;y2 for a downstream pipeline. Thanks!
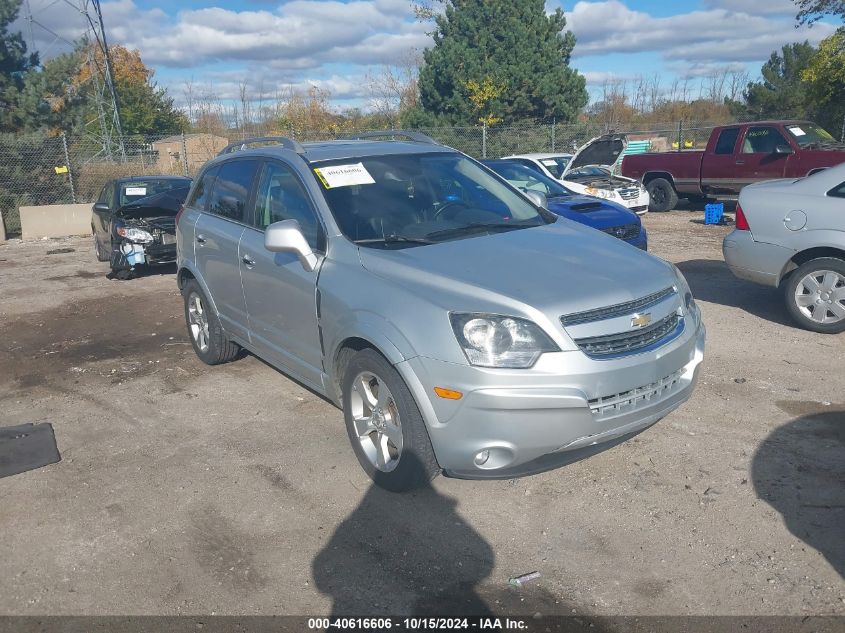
353;234;436;246
424;221;538;241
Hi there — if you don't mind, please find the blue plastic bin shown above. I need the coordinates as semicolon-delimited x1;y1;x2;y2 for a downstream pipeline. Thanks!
704;203;724;225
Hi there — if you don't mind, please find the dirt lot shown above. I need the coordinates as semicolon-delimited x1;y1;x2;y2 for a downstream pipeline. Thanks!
0;212;843;617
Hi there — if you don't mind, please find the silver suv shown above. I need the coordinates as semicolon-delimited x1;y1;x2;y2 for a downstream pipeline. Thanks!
176;132;705;491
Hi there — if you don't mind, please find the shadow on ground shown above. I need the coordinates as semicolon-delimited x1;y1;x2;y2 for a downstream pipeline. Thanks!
312;454;600;620
676;258;796;328
752;407;845;579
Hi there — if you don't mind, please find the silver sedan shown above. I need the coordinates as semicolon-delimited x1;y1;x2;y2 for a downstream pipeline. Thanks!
723;162;845;333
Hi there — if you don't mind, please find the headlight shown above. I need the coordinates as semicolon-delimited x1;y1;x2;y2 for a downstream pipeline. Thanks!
116;225;154;243
449;313;559;368
672;266;699;321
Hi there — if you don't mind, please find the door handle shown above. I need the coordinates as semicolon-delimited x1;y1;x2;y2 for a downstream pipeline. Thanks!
735;160;745;165
242;254;256;267
196;234;206;244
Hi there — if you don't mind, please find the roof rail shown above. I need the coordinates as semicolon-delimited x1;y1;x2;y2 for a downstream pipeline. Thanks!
218;136;305;156
342;130;439;145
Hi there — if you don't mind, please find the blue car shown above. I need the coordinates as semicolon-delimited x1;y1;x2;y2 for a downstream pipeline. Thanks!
482;160;647;250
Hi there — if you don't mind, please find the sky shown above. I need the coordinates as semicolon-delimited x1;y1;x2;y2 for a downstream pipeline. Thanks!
12;0;841;112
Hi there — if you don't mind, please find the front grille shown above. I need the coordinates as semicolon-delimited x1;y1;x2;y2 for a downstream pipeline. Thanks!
601;223;640;241
561;287;675;326
618;187;641;200
574;312;681;358
588;369;684;418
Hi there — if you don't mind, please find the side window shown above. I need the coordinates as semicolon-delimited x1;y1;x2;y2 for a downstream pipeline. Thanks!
253;162;323;249
186;165;219;211
742;127;789;154
714;128;740;155
828;182;845;199
208;160;259;223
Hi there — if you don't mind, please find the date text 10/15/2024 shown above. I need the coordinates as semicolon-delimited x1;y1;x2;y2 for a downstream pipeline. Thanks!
307;618;529;630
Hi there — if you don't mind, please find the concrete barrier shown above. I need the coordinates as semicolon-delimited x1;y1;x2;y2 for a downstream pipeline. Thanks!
0;211;6;242
19;203;92;240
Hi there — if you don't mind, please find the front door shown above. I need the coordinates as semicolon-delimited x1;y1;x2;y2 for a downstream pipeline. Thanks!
736;125;791;183
194;159;260;343
239;160;325;387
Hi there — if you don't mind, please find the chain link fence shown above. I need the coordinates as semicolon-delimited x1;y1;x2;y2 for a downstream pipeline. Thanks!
0;118;793;237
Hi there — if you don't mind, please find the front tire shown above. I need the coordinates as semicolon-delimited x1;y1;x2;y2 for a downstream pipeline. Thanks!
784;258;845;334
342;349;440;491
646;178;678;212
93;231;109;262
182;279;241;364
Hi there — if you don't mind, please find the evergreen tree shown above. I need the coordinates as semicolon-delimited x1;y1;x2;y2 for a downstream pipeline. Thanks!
743;42;817;119
0;0;38;130
416;0;587;125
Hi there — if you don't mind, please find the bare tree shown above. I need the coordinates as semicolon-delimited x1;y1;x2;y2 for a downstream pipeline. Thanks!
365;51;421;125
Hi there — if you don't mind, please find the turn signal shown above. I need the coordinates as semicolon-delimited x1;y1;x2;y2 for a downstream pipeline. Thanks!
434;387;463;400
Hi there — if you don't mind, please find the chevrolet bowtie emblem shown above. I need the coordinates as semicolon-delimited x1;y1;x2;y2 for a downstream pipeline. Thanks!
631;313;652;328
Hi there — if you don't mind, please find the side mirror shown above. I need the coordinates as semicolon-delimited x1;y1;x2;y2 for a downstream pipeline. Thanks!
93;202;110;213
264;219;319;272
524;190;548;209
774;144;793;155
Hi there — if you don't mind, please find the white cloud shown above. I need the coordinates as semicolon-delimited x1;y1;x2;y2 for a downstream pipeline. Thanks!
565;0;835;63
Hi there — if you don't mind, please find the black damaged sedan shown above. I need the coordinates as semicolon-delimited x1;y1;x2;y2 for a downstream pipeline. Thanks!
91;176;191;279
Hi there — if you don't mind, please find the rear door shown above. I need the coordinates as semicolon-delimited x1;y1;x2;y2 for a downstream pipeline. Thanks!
239;159;326;387
735;125;792;184
701;127;742;195
194;159;260;343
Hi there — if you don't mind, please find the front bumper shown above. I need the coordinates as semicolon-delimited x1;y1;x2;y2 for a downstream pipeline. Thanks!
397;319;705;478
722;230;793;288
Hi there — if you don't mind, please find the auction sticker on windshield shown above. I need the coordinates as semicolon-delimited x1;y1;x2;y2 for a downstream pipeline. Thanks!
314;163;375;189
125;186;147;196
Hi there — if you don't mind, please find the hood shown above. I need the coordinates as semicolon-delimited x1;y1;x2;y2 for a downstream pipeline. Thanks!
358;219;672;318
547;195;638;230
115;186;190;219
564;134;627;176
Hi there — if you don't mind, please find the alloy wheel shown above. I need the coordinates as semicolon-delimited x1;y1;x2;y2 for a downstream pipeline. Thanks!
187;292;210;352
349;371;403;472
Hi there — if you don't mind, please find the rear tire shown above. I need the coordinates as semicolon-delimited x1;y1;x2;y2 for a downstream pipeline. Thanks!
784;258;845;334
647;178;678;212
182;278;240;364
342;348;440;492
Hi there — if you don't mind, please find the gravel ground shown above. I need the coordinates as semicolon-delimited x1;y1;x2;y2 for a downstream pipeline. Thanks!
0;212;842;617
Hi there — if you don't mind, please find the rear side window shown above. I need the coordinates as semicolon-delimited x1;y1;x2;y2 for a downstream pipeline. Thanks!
714;128;740;155
829;182;845;199
208;160;260;223
186;165;219;211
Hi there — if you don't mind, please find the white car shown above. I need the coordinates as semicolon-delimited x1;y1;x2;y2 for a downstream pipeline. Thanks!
502;152;573;180
506;135;650;215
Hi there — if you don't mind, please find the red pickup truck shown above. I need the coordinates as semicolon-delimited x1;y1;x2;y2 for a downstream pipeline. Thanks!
620;120;845;211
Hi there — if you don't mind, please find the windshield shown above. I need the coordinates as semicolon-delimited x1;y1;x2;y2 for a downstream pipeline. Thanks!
536;156;571;178
784;123;836;147
485;162;575;198
315;153;552;248
118;179;189;207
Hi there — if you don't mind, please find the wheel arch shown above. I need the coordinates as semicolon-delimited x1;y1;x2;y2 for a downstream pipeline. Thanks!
330;335;405;405
779;245;845;286
642;171;676;187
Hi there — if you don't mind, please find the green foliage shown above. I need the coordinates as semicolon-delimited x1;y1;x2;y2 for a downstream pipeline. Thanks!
793;0;845;26
115;76;188;136
743;42;817;118
802;31;845;136
417;0;587;125
0;0;38;129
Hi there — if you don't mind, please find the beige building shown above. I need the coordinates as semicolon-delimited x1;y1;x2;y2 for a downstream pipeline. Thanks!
152;133;229;174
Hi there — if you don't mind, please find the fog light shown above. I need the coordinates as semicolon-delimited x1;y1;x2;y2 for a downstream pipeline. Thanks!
474;449;490;466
